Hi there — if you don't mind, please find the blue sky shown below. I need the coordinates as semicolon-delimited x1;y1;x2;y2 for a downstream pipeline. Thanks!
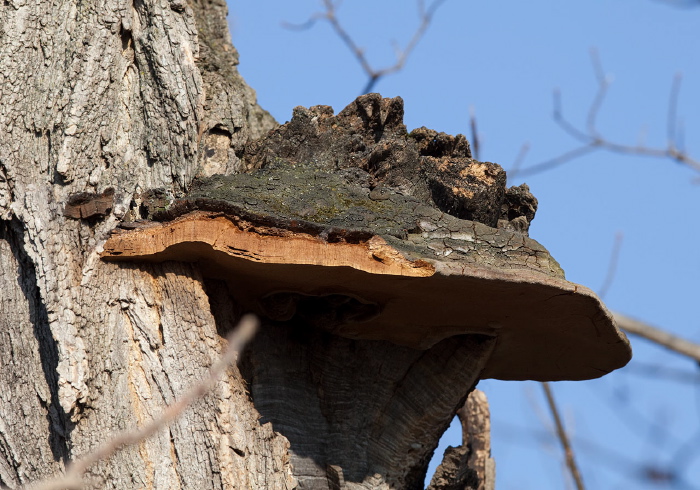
228;2;700;488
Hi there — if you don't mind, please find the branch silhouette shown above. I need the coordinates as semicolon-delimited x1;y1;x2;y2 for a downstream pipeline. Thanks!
614;312;700;362
285;0;447;94
542;382;586;490
510;49;700;179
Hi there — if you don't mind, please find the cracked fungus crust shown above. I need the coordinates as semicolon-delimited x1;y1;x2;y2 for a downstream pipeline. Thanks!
157;162;564;278
104;94;631;381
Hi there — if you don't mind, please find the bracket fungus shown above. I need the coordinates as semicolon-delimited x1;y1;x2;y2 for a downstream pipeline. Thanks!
102;94;631;382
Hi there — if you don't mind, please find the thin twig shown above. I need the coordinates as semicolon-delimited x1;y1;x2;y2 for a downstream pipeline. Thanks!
26;315;259;490
512;51;700;178
614;312;700;362
678;116;686;155
598;231;623;300
552;88;591;142
584;375;682;451
541;382;586;490
625;362;700;384
469;106;480;160
654;0;700;7
286;0;447;94
667;72;683;150
494;418;697;488
511;145;597;178
508;142;530;178
585;48;611;139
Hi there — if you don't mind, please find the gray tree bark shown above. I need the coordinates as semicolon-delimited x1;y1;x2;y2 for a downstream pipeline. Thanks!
0;1;494;489
427;390;495;490
0;1;292;488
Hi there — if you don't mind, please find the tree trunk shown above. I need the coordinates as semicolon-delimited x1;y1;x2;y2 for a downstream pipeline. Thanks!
0;1;493;488
427;390;495;490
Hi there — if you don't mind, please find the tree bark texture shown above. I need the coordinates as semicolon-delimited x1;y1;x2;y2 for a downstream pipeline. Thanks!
0;0;295;487
426;390;495;490
0;1;505;489
239;319;494;489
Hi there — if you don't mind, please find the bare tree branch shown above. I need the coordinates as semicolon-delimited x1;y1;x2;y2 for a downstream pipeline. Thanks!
285;0;447;94
505;417;698;489
510;144;597;177
25;315;259;490
653;0;700;7
667;72;683;150
614;312;700;362
541;382;586;490
470;106;480;161
598;231;624;300
508;142;530;179
510;49;700;179
625;362;700;384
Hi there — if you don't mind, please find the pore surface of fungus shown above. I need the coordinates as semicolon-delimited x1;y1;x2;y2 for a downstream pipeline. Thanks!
103;93;631;382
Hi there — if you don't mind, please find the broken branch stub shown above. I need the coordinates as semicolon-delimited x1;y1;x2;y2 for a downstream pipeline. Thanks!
102;94;631;382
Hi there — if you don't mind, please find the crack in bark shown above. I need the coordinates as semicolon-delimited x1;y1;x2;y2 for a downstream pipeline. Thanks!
0;219;72;463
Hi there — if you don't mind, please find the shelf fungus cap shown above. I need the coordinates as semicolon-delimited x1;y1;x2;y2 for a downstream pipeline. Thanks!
102;166;631;382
